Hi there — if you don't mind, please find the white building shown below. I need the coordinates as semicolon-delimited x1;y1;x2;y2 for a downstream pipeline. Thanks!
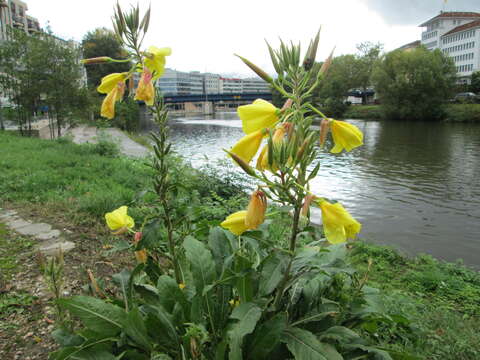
420;11;480;82
242;77;270;93
219;77;243;93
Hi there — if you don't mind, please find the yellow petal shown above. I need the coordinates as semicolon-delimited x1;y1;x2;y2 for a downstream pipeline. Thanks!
237;99;279;134
105;206;135;231
330;120;363;153
319;201;361;244
230;129;264;164
145;46;171;80
134;69;155;106
97;73;127;94
100;86;119;120
221;210;249;235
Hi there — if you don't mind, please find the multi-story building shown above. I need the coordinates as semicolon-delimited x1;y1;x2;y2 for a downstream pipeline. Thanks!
419;11;480;82
0;0;40;41
158;69;271;96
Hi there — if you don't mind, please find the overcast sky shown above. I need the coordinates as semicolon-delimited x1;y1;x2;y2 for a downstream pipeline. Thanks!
27;0;480;77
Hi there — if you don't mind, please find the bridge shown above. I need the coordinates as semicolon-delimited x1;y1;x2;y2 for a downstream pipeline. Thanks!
162;92;272;104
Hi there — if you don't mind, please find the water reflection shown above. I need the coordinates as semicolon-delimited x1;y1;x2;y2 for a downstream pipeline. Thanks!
146;113;480;268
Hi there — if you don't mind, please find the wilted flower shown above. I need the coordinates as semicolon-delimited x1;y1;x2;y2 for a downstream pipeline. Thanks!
237;99;279;134
133;232;147;264
144;46;171;80
317;199;361;244
135;67;155;106
319;118;330;147
330;119;363;153
105;206;134;235
97;73;128;119
81;56;113;65
245;190;267;229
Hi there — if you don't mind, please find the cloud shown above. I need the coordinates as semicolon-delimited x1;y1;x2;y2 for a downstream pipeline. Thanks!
361;0;480;25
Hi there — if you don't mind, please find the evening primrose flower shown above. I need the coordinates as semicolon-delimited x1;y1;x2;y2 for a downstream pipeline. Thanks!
317;199;361;244
245;190;267;229
134;67;155;106
98;73;128;119
105;206;134;235
221;210;249;236
237;99;280;134
144;46;171;80
230;128;266;164
329;119;363;153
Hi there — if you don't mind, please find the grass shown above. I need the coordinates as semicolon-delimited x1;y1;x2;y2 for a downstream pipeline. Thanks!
1;131;479;359
343;103;480;122
351;242;480;359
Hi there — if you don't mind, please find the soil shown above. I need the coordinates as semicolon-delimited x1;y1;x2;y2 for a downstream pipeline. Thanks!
0;202;135;359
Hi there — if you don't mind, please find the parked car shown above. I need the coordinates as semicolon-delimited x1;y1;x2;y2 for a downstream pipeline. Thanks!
453;92;479;103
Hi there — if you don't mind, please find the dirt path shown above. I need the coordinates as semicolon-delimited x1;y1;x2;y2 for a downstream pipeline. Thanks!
67;125;150;158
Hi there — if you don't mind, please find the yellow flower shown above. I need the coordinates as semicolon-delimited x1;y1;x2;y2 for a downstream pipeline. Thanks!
220;210;249;236
230;128;265;164
330;119;363;153
318;200;361;244
98;73;127;119
245;190;267;229
105;206;134;235
179;283;186;290
144;46;171;80
134;68;155;106
229;299;240;307
237;99;279;135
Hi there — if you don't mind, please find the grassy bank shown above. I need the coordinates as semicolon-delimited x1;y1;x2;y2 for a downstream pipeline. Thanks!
343;104;480;122
1;131;479;359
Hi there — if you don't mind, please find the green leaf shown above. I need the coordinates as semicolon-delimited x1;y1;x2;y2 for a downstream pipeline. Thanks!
51;328;84;347
227;302;262;360
318;326;360;343
208;227;233;275
156;275;188;315
112;269;131;310
282;327;342;360
123;307;153;352
183;236;216;293
235;254;254;303
259;253;288;296
143;305;180;349
70;350;117;360
343;344;393;360
248;313;287;359
59;296;126;336
134;284;160;305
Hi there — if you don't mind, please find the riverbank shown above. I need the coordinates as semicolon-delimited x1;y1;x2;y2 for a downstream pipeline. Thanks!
343;104;480;122
1;131;479;359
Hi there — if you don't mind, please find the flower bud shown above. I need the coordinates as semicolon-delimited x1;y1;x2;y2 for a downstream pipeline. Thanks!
81;57;113;65
319;118;330;147
235;54;273;83
224;150;256;176
281;98;293;112
319;48;335;76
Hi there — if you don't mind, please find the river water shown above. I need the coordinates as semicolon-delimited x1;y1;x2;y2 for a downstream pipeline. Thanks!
149;112;480;267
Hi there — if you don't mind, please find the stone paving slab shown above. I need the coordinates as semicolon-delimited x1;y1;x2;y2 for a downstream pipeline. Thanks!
36;238;76;257
0;210;17;219
5;218;32;229
36;229;62;240
15;223;52;236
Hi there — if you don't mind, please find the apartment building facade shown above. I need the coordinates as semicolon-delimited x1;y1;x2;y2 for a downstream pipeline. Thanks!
0;0;40;41
158;69;271;96
420;11;480;82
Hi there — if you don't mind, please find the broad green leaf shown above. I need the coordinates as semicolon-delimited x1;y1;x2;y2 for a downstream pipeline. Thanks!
59;296;126;336
259;253;288;296
134;284;160;305
112;269;131;310
123;307;153;352
143;305;180;349
227;302;262;360
51;328;84;347
248;313;287;359
183;236;216;293
156;275;188;315
343;344;393;360
70;349;117;360
48;337;116;360
318;326;360;343
282;327;342;360
235;254;254;303
208;227;233;275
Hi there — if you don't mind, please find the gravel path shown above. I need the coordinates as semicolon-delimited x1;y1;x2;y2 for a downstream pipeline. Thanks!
67;125;150;158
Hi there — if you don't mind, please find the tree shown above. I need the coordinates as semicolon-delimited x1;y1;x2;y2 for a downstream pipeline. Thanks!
0;27;88;136
372;46;457;121
469;71;480;94
355;42;383;104
81;28;130;88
